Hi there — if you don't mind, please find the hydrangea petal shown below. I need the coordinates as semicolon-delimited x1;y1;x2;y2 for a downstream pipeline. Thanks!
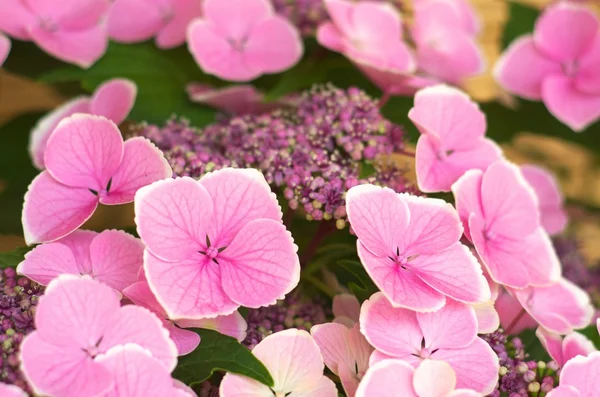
521;164;567;235
107;0;163;44
495;289;538;334
58;229;97;274
155;0;202;49
0;0;36;40
22;171;98;245
177;311;248;342
0;383;27;397
562;333;596;363
291;376;338;397
547;385;582;397
187;84;274;115
17;242;81;285
413;359;457;397
122;280;167;317
473;301;500;334
417;300;477;350
163;325;201;356
220;374;274;397
135;177;212;261
24;0;108;28
219;218;300;308
323;0;355;39
316;22;345;52
559;352;600;395
311;322;350;375
44;115;124;191
575;35;600;95
0;34;10;66
202;0;272;39
355;359;417;397
451;169;484;240
90;79;137;125
333;293;360;325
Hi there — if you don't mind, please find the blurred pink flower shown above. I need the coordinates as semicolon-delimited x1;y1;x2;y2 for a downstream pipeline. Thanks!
547;352;600;396
536;327;596;367
0;33;10;66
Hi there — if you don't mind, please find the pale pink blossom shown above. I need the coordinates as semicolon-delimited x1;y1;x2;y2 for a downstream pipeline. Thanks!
220;329;338;396
29;78;137;169
547;352;600;396
408;85;502;192
135;168;300;319
494;2;600;131
187;0;303;82
22;114;172;245
0;383;26;397
19;275;177;397
0;0;110;67
536;327;596;367
346;184;490;312
0;33;10;66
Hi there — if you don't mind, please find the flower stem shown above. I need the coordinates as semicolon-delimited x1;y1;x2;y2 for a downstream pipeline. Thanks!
378;91;392;108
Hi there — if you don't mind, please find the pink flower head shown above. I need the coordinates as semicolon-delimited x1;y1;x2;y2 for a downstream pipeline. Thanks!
408;85;503;192
0;0;109;67
29;78;138;169
356;358;481;397
536;327;596;367
135;168;300;319
0;383;26;397
360;292;499;394
123;280;247;355
411;0;485;84
452;160;561;288
0;33;10;66
547;352;600;397
220;329;338;396
332;293;360;327
18;229;143;292
22;114;172;245
496;278;594;335
311;322;374;397
96;344;192;397
494;2;600;131
346;184;490;312
186;83;293;114
187;0;303;82
107;0;201;49
20;275;177;397
520;164;568;235
317;0;418;94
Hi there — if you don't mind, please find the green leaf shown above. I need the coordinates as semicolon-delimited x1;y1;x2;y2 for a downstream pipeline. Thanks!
579;324;600;349
40;42;216;126
0;246;34;269
3;40;70;79
173;328;274;387
517;328;551;362
304;243;357;276
331;259;378;302
502;2;539;49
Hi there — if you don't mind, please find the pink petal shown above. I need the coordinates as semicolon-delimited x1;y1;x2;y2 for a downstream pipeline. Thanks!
20;332;113;397
173;380;198;397
220;373;273;397
355;359;417;397
311;322;349;375
187;84;273;114
243;16;303;74
433;338;499;395
559;352;600;395
575;35;600;95
22;171;98;245
100;137;172;205
359;292;423;359
28;23;108;68
17;241;81;285
177;311;248;342
88;230;144;292
345;324;374;390
412;0;468;42
155;0;202;49
333;293;360;324
0;383;27;397
561;332;595;366
323;0;355;39
90;78;137;125
357;242;446;311
413;359;457;397
291;376;338;397
536;327;566;365
202;0;273;40
165;323;201;356
472;301;500;334
417;300;478;350
0;0;36;40
44;114;124;191
144;251;238;319
58;229;98;274
123;281;167;317
24;0;109;29
199;168;282;247
135;177;212;261
107;0;163;43
100;305;178;371
251;329;326;392
493;35;560;100
451;169;484;240
346;184;410;257
449;390;482;397
533;2;598;62
96;344;180;397
350;2;403;46
368;350;398;366
0;33;10;66
219;219;300;308
547;385;582;397
520;164;568;235
541;74;600;132
29;97;91;170
495;289;538;335
316;22;345;52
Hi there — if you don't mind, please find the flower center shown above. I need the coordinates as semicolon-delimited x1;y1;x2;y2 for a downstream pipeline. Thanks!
82;337;103;358
205;246;218;259
562;60;579;78
39;17;59;32
411;338;439;359
159;5;174;24
198;235;227;264
388;247;419;270
228;37;248;52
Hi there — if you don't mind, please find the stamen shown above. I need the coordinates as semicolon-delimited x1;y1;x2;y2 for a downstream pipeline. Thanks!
88;188;98;196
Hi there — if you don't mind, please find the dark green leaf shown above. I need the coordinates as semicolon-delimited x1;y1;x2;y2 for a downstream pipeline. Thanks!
517;328;551;362
173;328;273;387
579;324;600;349
358;161;376;180
304;243;357;276
502;2;539;49
331;259;378;302
3;40;71;79
0;246;34;269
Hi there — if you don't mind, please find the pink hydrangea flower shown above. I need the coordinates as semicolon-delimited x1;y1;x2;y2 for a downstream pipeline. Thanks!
520;164;568;235
411;0;485;84
107;0;201;49
18;229;143;292
547;352;600;396
536;327;596;367
20;275;177;397
29;78;137;169
494;2;600;132
346;184;490;312
312;322;374;397
22;114;172;245
187;0;303;82
96;345;193;397
452;160;561;288
220;329;338;396
0;33;10;66
317;0;418;95
496;278;594;335
408;85;502;192
332;293;360;327
360;292;499;394
135;168;300;319
0;383;26;397
0;0;110;67
356;359;480;397
123;280;247;355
